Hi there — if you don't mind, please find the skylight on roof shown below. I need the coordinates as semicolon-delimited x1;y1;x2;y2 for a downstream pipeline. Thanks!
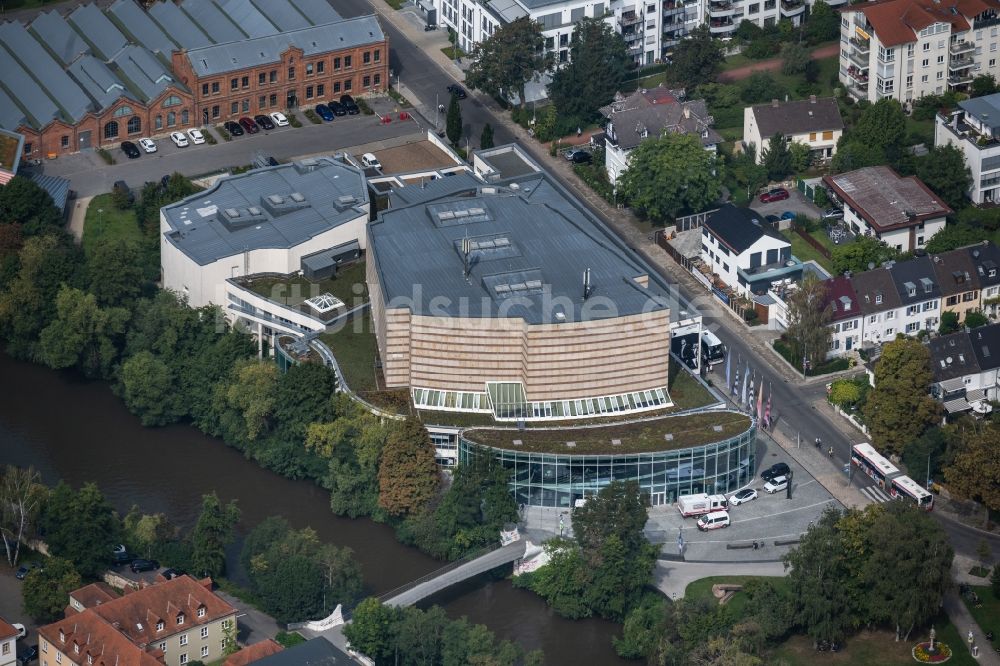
305;293;345;314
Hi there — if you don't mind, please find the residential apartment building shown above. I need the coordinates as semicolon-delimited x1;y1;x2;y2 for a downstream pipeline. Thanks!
0;617;16;666
824;166;950;252
699;204;801;297
742;96;843;163
935;93;1000;204
839;0;1000;103
600;86;720;184
826;275;863;355
1;0;388;160
39;576;237;666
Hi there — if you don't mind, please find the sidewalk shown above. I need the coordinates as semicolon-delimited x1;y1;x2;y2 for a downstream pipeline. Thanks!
944;587;1000;665
652;560;787;599
67;195;92;245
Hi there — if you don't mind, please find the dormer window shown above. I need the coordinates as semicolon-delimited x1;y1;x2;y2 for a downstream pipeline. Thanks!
156;621;164;632
88;656;94;665
875;293;882;304
177;613;185;626
59;630;65;643
197;607;206;618
991;269;997;278
73;643;80;655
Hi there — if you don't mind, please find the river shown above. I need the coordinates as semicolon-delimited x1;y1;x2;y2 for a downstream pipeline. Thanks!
0;353;630;664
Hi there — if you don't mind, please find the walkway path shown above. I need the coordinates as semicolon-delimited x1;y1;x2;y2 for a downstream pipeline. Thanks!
652;560;787;599
944;587;1000;665
718;42;841;82
66;195;92;245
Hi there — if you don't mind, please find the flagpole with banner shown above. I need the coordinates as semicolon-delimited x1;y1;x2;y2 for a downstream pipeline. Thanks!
756;377;764;421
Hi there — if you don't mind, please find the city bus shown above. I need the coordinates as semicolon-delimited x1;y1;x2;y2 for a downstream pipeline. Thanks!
850;443;901;489
889;475;935;511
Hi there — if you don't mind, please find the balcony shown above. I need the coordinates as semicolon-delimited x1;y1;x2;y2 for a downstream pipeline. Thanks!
847;81;869;100
780;0;805;16
709;17;736;32
845;65;869;85
949;73;974;87
949;56;975;71
849;36;870;53
622;29;644;42
619;12;641;26
848;49;870;69
708;2;738;16
974;13;1000;30
950;40;975;55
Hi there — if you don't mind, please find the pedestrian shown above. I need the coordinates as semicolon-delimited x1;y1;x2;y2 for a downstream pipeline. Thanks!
577;126;582;137
828;446;834;458
815;437;821;449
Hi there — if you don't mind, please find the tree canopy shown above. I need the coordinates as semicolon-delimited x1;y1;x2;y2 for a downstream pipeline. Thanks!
668;25;723;89
945;422;1000;526
863;337;940;455
911;144;971;210
191;492;240;578
831;235;900;275
377;418;440;517
548;17;630;122
925;223;984;253
761;133;793;181
618;132;721;222
784;274;832;370
0;176;64;238
465;17;550;107
39;482;121;578
23;557;82;623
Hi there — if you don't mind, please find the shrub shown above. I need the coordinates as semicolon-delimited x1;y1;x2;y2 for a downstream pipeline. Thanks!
216;125;231;141
288;114;303;128
303;109;322;124
356;99;374;116
203;130;217;145
96;148;115;165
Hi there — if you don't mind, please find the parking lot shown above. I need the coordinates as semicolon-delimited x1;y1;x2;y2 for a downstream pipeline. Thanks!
750;185;823;221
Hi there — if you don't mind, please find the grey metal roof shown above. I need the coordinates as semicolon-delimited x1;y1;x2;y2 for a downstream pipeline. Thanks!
0;21;96;122
112;45;174;102
255;0;312;31
930;329;981;382
29;10;90;65
289;0;342;24
971;322;1000;371
388;172;483;206
184;15;383;77
0;87;28;131
68;56;129;110
161;157;369;266
370;173;671;325
888;255;940;305
180;0;247;43
148;1;213;49
217;0;278;38
109;0;178;56
0;48;57;129
25;172;71;211
68;3;129;60
959;93;1000;132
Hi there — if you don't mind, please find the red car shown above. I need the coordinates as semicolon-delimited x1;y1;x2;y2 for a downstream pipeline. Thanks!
759;188;790;203
239;117;259;134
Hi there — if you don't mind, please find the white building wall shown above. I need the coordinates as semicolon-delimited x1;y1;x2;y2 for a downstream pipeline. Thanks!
0;637;15;666
935;113;1000;204
743;106;843;163
841;207;944;252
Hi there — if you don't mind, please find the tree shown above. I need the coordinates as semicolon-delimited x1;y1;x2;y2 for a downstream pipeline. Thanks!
669;25;724;89
761;133;793;181
901;426;951;489
378;418;440;517
828;379;861;408
446;92;462;146
945;422;1000;526
618;132;720;221
966;311;989;328
39;482;121;578
0;176;63;237
210;360;279;442
805;1;841;44
120;351;180;426
123;506;176;558
913;145;971;210
863;337;941;456
971;74;1000;98
939;310;960;334
831;235;900;275
831;141;885;172
614;595;666;659
925;224;984;253
740;72;785;104
851;98;907;160
37;286;129;379
191;492;240;578
573;480;649;561
86;239;146;307
0;465;42;566
23;557;82;623
480;123;495;150
784;274;832;370
343;598;400;661
272;362;337;441
548;17;630;121
781;42;811;76
465;17;549;107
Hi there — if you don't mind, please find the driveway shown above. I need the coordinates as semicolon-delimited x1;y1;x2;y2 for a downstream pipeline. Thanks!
750;186;822;221
0;566;36;651
213;590;282;647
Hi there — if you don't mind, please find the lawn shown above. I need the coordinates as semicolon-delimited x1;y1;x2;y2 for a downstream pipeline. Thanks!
965;585;999;653
684;575;790;617
318;310;379;393
0;133;19;171
906;116;936;146
464;410;752;454
243;261;368;308
782;230;833;273
440;46;468;59
81;193;144;256
668;363;716;411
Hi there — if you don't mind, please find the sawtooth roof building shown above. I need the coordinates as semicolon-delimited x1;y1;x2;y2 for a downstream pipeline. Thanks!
1;0;387;160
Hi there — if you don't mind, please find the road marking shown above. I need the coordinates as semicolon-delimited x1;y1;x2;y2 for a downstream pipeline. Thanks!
859;485;892;503
726;498;838;525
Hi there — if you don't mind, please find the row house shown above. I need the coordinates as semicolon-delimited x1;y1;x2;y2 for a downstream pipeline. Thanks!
839;0;1000;104
928;321;1000;414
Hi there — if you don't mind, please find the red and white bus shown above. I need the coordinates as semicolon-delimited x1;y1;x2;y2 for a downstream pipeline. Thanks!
850;443;900;489
889;475;935;511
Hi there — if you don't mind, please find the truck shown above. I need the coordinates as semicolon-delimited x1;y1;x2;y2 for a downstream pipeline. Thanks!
677;493;729;517
701;329;726;371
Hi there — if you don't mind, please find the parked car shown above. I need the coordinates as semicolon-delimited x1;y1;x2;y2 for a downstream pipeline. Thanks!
14;565;28;580
315;104;334;121
759;187;789;203
696;511;730;531
169;131;189;147
12;624;26;639
780;211;797;220
254;114;275;130
18;644;38;664
728;488;758;506
821;207;844;220
160;567;185;580
761;462;790;482
224;120;244;136
570;151;592;164
137;137;157;153
763;475;789;494
340;94;359;114
765;214;780;225
361;152;382;169
120;141;141;159
269;111;289;127
187;128;206;144
446;84;467;99
130;558;159;573
329;100;347;116
111;550;134;566
239;117;259;134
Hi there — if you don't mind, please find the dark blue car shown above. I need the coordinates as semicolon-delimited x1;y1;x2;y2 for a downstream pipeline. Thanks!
315;104;334;121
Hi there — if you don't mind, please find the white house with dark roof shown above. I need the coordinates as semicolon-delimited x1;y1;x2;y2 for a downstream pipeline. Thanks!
823;166;950;252
743;96;844;163
928;323;1000;414
935;92;1000;204
699;204;799;297
825;275;863;356
600;86;720;185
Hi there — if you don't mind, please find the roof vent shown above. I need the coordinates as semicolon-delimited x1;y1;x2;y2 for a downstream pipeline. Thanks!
224;208;240;219
267;194;284;205
247;206;262;216
290;192;305;202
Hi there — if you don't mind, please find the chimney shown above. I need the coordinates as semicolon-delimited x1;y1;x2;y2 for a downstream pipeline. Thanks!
810;95;817;103
771;99;779;108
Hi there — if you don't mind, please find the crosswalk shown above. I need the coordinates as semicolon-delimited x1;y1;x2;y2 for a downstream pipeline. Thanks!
859;485;893;504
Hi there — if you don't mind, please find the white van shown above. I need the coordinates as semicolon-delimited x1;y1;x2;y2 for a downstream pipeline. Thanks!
361;152;382;169
697;510;731;531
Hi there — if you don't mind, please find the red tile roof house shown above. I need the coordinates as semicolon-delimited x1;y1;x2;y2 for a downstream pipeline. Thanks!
1;616;18;666
38;576;237;666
